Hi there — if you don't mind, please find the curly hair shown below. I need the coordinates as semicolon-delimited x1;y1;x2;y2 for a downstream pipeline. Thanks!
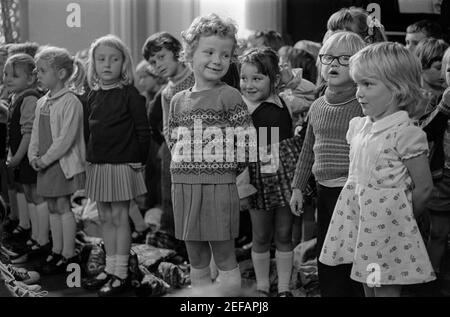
180;13;238;67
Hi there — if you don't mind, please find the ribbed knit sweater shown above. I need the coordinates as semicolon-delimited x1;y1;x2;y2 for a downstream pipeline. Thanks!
168;82;254;184
291;86;363;190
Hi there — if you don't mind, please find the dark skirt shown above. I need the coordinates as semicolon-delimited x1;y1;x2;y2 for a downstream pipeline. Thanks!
13;157;36;185
249;134;303;211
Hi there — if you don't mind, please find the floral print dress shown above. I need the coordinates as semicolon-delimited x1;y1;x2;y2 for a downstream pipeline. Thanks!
319;111;435;285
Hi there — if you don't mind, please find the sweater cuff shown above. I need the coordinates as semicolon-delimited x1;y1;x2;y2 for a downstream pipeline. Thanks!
291;172;308;191
437;99;450;117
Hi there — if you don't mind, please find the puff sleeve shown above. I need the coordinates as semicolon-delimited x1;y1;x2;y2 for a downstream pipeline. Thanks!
395;124;429;161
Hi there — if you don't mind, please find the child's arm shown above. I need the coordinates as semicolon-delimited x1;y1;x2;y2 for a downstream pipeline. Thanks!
404;154;433;218
39;97;83;168
27;99;42;164
128;88;151;164
8;96;37;167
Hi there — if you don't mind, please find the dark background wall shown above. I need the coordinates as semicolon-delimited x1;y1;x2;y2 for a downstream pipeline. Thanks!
285;0;450;44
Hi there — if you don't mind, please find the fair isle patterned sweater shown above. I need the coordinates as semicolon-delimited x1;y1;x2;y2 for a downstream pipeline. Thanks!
168;83;255;184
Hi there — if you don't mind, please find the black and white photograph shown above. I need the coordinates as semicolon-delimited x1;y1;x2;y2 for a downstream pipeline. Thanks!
0;0;449;301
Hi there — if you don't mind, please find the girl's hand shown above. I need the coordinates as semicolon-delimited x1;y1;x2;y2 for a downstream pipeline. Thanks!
35;158;46;170
6;156;20;168
30;158;40;171
240;197;251;211
290;188;304;216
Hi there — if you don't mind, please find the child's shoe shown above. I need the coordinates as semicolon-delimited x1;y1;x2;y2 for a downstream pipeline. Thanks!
41;252;62;275
42;254;79;275
5;264;40;285
97;275;129;297
28;242;52;258
82;271;112;290
10;225;31;241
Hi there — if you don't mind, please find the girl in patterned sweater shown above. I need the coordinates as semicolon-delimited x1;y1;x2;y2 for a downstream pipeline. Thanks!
320;42;435;297
168;14;254;296
290;31;366;297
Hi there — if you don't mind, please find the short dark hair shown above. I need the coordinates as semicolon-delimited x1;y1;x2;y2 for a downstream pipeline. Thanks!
142;32;182;61
406;20;443;39
239;46;280;94
254;30;284;51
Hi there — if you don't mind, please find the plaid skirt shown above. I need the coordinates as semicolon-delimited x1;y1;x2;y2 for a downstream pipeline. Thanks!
85;163;147;202
249;135;304;211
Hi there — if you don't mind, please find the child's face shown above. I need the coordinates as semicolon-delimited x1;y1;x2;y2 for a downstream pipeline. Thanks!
136;69;158;94
320;44;353;88
191;35;234;88
3;63;34;94
36;59;58;91
405;32;427;53
353;71;396;121
240;63;271;103
94;45;123;85
147;48;180;79
422;60;446;92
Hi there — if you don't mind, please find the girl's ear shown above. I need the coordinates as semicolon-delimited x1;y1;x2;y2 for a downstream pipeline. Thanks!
27;73;37;86
57;68;67;81
274;73;281;88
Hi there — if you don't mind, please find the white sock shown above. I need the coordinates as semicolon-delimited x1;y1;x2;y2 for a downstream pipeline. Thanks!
49;213;62;254
28;203;38;241
61;212;76;259
190;265;212;288
104;255;116;276
17;192;30;229
114;254;129;279
217;266;241;296
36;202;50;246
251;250;270;292
275;250;293;293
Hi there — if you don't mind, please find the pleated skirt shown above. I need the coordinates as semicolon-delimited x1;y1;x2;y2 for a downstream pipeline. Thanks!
171;183;240;241
85;163;147;202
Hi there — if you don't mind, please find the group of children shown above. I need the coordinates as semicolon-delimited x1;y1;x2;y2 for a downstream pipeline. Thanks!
0;6;449;297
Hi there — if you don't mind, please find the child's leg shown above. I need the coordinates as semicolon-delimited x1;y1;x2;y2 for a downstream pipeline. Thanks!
111;201;131;280
47;198;62;255
427;210;450;274
22;184;38;243
56;195;76;259
97;202;116;277
15;188;30;230
249;209;274;293
185;241;213;287
274;206;294;294
362;284;376;297
7;185;18;220
211;240;241;296
374;285;402;297
129;199;148;233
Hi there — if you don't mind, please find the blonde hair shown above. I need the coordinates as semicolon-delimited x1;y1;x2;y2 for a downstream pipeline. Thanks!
180;13;238;68
87;34;134;90
442;47;450;82
350;42;425;118
317;31;366;86
35;46;85;95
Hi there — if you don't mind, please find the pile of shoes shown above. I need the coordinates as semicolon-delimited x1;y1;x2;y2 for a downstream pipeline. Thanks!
0;261;47;297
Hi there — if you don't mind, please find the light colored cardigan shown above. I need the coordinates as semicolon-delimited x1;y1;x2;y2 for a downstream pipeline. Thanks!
28;88;86;179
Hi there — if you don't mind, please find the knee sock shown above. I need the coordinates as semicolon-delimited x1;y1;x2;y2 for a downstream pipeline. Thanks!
251;250;270;292
218;266;241;296
17;192;30;229
190;265;212;288
61;212;76;259
28;203;38;241
49;213;62;254
36;202;50;246
275;250;293;293
114;254;129;279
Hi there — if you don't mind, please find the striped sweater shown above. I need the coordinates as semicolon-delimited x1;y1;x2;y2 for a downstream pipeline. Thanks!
291;86;363;190
168;82;255;184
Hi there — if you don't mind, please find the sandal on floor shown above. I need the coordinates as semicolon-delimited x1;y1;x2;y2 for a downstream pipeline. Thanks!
277;291;293;297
